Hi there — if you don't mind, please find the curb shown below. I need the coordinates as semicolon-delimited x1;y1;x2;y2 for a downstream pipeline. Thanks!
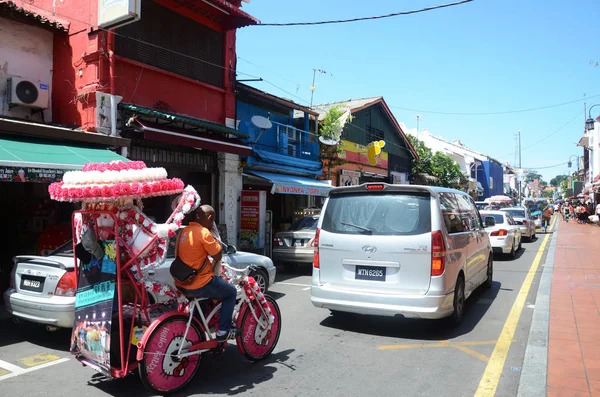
516;222;559;397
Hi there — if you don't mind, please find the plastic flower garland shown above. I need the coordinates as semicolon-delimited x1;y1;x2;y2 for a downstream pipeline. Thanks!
49;160;203;306
242;277;275;326
48;160;184;202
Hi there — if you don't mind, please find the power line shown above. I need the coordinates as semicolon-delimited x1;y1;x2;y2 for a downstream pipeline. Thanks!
21;1;599;121
521;161;569;170
13;2;264;80
258;0;473;27
520;113;581;151
389;94;600;116
497;112;581;159
240;58;600;119
238;57;301;90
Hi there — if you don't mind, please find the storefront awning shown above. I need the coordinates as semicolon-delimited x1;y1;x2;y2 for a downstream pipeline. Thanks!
578;135;590;148
0;136;127;170
245;170;333;197
120;103;248;139
140;122;252;157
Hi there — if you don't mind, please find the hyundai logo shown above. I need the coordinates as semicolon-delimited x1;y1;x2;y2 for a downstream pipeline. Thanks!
362;245;377;253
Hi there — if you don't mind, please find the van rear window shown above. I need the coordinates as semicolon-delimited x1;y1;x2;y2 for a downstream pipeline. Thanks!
321;192;431;236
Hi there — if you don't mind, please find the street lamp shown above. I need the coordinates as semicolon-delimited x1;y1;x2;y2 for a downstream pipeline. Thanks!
585;104;600;131
568;155;580;178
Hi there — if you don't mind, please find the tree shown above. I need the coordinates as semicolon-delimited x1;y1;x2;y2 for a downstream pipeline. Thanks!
550;174;568;187
560;179;569;196
542;189;554;198
319;106;352;179
525;170;544;184
408;136;464;189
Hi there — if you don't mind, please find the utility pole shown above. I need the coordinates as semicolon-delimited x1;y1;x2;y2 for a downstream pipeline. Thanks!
309;68;327;107
518;130;522;203
416;115;422;145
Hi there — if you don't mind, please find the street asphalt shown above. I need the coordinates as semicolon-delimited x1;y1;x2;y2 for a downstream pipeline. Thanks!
0;227;555;397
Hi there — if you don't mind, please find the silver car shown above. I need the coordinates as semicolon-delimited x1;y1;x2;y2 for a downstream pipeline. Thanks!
4;239;276;329
311;183;493;325
499;207;536;241
272;215;319;271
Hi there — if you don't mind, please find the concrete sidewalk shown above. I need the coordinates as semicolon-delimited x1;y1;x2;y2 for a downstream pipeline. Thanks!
546;220;600;396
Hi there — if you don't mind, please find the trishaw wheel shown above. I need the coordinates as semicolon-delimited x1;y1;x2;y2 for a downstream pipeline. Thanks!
237;294;281;362
139;315;203;395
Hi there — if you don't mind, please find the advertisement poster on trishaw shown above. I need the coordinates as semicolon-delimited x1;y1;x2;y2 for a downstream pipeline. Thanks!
70;239;118;377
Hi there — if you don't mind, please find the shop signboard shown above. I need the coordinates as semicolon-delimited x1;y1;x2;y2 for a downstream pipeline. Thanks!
271;183;330;196
70;240;118;377
0;166;64;183
239;191;266;250
339;169;360;186
98;0;141;29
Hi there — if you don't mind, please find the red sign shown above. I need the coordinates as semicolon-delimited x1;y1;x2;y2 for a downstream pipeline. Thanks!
240;191;260;231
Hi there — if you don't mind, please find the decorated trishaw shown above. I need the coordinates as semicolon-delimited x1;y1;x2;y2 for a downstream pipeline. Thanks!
487;195;513;209
48;160;281;394
522;198;551;233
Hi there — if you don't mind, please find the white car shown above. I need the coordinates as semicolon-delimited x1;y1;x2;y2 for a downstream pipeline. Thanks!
499;207;536;241
479;211;522;258
311;183;493;325
4;238;276;329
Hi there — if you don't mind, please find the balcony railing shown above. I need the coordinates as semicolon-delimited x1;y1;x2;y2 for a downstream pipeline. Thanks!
261;121;319;162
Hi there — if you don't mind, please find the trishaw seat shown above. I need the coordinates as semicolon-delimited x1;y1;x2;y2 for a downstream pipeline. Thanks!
175;287;209;302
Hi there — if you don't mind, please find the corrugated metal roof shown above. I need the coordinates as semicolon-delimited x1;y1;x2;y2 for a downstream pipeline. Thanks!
310;97;383;120
238;83;318;116
206;0;260;28
0;1;69;31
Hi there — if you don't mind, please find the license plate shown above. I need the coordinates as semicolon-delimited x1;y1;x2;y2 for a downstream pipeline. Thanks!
355;266;386;282
294;240;304;247
20;276;44;292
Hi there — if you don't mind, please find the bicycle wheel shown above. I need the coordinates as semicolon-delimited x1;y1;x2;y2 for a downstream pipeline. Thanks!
139;315;204;395
237;295;281;362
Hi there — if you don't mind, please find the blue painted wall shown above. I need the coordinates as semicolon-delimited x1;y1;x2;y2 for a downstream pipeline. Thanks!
477;161;504;199
237;100;322;176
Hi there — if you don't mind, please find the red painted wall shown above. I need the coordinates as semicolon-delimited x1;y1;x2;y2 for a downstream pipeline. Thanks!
27;0;237;130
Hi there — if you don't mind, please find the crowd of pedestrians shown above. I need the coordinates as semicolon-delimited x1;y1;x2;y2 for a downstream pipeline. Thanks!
558;200;600;225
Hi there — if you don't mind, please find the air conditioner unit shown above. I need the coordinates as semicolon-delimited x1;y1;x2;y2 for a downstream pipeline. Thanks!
7;76;49;109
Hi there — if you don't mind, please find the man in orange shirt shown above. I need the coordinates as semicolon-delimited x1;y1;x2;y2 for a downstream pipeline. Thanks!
175;205;238;342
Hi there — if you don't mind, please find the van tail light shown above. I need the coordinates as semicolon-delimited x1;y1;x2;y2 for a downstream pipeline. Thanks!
312;228;320;269
490;229;508;236
273;237;284;247
55;271;77;297
431;231;446;277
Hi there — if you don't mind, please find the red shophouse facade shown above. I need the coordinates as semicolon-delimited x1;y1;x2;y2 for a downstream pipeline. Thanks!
1;0;259;242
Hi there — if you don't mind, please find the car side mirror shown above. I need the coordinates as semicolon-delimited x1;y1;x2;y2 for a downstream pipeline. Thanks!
226;245;237;255
485;217;496;227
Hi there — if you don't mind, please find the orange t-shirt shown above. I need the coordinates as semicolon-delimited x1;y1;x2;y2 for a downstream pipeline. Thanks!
174;222;222;290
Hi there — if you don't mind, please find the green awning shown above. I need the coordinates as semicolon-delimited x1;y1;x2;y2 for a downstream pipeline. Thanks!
0;136;128;170
120;103;248;139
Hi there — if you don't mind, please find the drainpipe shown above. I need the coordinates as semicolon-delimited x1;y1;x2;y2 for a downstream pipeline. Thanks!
107;31;118;138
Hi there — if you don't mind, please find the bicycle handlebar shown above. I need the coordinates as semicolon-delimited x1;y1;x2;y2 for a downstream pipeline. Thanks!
221;263;256;275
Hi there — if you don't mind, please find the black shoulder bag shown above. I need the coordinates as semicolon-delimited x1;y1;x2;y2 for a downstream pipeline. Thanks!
169;236;208;284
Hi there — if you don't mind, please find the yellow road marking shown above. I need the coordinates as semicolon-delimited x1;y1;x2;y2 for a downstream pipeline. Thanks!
474;217;555;396
451;344;490;363
17;354;60;368
0;369;9;376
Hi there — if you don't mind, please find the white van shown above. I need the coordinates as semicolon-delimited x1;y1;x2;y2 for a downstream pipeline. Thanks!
311;183;494;325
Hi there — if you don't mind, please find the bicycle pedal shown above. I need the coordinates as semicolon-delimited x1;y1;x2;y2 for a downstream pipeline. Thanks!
213;342;227;355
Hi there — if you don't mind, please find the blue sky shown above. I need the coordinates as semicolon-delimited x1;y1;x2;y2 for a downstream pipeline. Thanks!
236;0;600;182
